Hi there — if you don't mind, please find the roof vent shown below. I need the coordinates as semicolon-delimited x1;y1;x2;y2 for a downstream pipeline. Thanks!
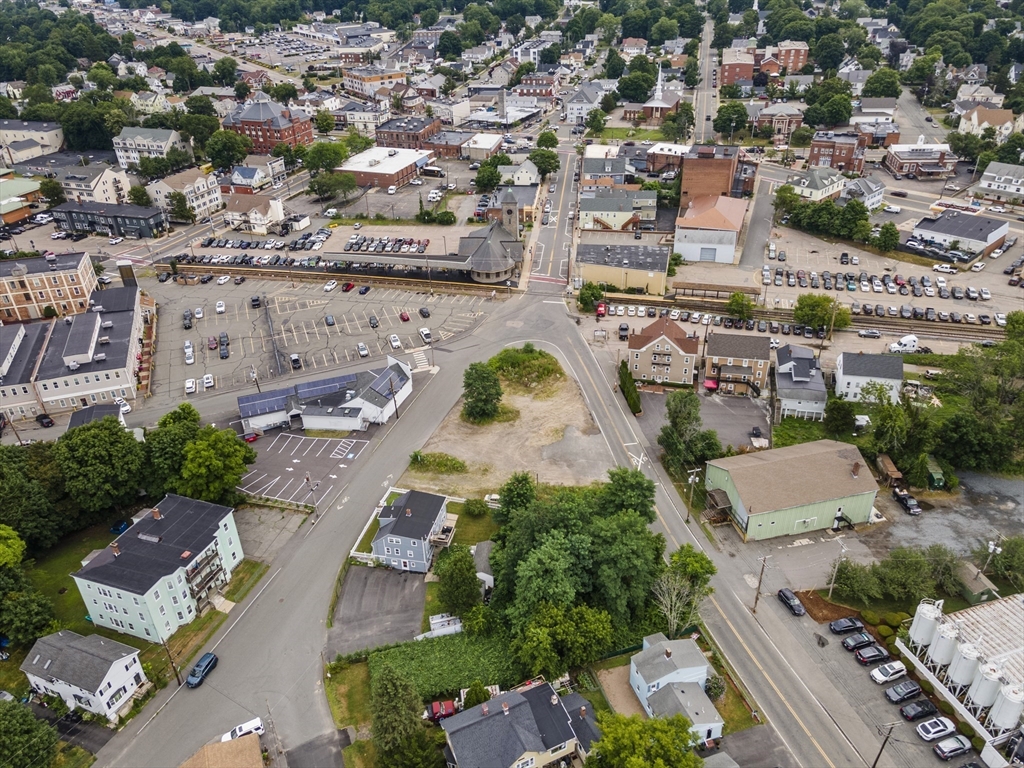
93;353;106;362
98;336;110;344
64;317;73;325
550;694;558;706
180;550;192;560
101;320;113;329
852;461;861;478
138;533;162;543
665;647;673;659
111;542;120;557
93;305;104;313
68;361;80;370
405;508;413;517
152;507;161;520
482;703;489;716
502;702;510;716
579;706;587;718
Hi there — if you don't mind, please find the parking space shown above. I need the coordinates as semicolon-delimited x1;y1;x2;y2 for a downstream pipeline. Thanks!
636;390;769;454
326;567;426;657
238;432;369;506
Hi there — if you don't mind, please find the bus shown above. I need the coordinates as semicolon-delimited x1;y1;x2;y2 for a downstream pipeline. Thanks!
421;166;446;178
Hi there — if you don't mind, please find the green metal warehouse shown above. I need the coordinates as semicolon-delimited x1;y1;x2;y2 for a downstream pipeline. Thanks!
705;440;879;542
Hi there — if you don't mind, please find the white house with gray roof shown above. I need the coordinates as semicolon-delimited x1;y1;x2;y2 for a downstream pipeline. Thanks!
841;176;885;210
371;489;452;572
22;631;146;721
72;495;243;643
112;127;190;169
630;633;717;734
566;82;604;124
835;351;903;402
775;344;826;419
22;630;146;720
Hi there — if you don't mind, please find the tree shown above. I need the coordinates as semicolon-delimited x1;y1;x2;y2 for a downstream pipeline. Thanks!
793;293;851;332
536;130;558;149
234;81;251;100
54;417;144;513
144;404;201;497
39;179;66;207
462;362;503;422
268;83;298;104
605;49;625;79
616;72;655;102
876;222;900;252
823;398;856;438
205;130;252;170
437;30;462;59
584;108;606;133
179;114;221;151
306;172;344;201
862;67;901;98
585;713;702;768
650;16;679;46
875;547;936;603
713;100;750;138
527;148;560;180
185;95;216;116
305;141;348;175
370;662;423;757
790;125;814;147
337;172;358;200
653;544;716;637
831;559;883;604
474;164;501;193
725;291;755;320
514;603;613;678
658;390;723;476
979;535;1024;590
175;426;256;504
598;467;656;523
314;110;335;134
0;700;59;768
497;471;536;524
168;190;195;223
127;185;152;207
0;525;25;569
463;680;491;709
435;545;481;617
212;56;238;86
815;33;847;71
0;96;18;120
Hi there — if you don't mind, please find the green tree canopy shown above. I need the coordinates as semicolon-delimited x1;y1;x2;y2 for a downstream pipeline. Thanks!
205;129;252;169
0;700;58;768
0;525;26;569
54;417;145;513
862;67;901;98
536;130;558;149
175;426;256;504
314;110;336;134
584;108;607;133
496;471;536;524
793;293;851;332
585;713;702;768
527;148;560;180
713;99;750;138
725;291;755;320
823;398;856;438
462;362;503;422
658;390;723;476
0;566;55;646
370;662;423;757
212;56;238;86
168;190;196;223
127;185;152;207
304;141;348;175
474;164;502;193
435;544;482;617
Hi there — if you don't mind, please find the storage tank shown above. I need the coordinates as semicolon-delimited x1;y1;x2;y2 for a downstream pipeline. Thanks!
987;684;1024;731
947;643;981;687
926;623;958;667
967;663;1003;708
909;601;942;647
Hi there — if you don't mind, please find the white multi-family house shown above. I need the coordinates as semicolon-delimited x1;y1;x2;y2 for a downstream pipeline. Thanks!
146;168;223;219
56;165;129;205
370;489;454;572
113;127;190;169
775;344;827;420
835;352;903;402
978;161;1024;201
21;631;147;722
71;494;244;643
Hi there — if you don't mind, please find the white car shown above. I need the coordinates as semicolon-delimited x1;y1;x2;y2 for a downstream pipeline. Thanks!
615;305;624;316
995;313;1008;327
924;286;935;296
114;397;132;414
419;327;432;344
669;309;681;320
387;185;397;194
185;348;195;364
870;661;907;684
991;248;1005;258
945;183;961;192
860;281;871;292
851;255;860;265
109;237;123;245
626;306;636;317
410;178;424;185
217;275;230;285
184;378;197;394
935;276;947;287
312;241;323;250
447;183;457;190
883;205;901;214
324;279;338;292
971;262;986;272
886;283;897;294
964;313;977;323
194;307;203;319
690;312;701;323
769;337;781;349
202;373;214;390
980;287;991;300
357;342;369;357
916;717;955;742
272;182;283;189
388;334;402;349
216;300;226;314
989;205;1006;213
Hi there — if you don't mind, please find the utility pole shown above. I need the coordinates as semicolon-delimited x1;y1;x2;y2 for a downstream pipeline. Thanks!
751;556;771;614
304;471;321;521
251;365;261;393
162;640;182;686
828;541;848;599
389;376;400;420
686;467;700;524
871;723;897;768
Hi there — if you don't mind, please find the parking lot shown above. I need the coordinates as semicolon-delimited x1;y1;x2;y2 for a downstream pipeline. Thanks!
238;433;370;506
326;567;426;657
146;276;487;398
636;390;769;454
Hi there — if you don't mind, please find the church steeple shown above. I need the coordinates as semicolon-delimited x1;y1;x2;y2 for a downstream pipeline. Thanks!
653;63;664;101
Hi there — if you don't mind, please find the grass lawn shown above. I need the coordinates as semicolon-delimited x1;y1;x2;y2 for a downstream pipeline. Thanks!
51;743;96;768
819;589;971;617
152;609;228;683
591;653;632;671
421;581;441;633
577;686;612;717
720;674;758;735
450;503;500;547
341;740;376;768
325;661;372;729
592;127;664;140
223;559;269;603
355;519;379;554
773;416;874;454
385;491;402;504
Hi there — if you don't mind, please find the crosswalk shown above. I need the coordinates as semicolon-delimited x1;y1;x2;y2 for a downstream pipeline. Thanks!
412;350;429;369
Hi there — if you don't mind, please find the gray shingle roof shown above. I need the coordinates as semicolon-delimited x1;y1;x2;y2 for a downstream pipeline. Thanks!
375;490;445;540
633;634;708;684
22;631;138;693
776;344;827;401
839;352;903;380
457;220;523;273
705;332;771;361
647;681;725;727
68;404;123;430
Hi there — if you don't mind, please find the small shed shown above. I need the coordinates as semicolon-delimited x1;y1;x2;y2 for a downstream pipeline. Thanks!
956;562;1000;605
926;456;945;490
875;454;902;487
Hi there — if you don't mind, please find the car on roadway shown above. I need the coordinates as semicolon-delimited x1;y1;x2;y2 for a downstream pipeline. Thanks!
842;632;876;651
855;645;891;665
186;652;218;688
221;717;265;742
324;279;338;292
109;237;123;245
829;617;864;634
389;334;402;349
916;717;956;742
989;206;1006;213
419;327;432;344
885;680;922;704
883;205;901;213
901;699;938;721
932;735;972;761
870;661;907;684
114;397;132;414
357;342;369;357
217;275;230;285
857;329;882;339
777;588;805;616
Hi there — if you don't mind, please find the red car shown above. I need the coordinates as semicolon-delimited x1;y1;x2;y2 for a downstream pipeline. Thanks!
399;311;410;322
342;282;356;292
207;336;218;350
596;302;607;317
428;701;455;722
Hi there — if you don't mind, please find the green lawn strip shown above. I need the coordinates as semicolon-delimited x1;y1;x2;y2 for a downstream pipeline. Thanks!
385;491;402;504
422;581;442;633
817;589;971;617
51;743;96;768
149;609;229;684
773;415;875;454
592;127;665;140
0;646;30;697
341;739;377;768
720;674;757;735
451;504;500;547
355;519;380;554
223;559;269;603
576;686;612;717
325;661;373;729
591;653;632;671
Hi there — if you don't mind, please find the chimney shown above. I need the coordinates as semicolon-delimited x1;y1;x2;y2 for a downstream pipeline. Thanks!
665;647;673;659
579;706;587;718
111;542;120;557
550;694;558;706
152;507;161;520
405;508;412;517
852;461;861;478
502;702;510;716
482;703;489;716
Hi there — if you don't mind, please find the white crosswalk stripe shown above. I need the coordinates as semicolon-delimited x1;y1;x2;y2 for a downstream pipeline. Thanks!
412;351;429;369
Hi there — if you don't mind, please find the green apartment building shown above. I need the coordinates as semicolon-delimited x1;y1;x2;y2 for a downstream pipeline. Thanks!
705;440;879;541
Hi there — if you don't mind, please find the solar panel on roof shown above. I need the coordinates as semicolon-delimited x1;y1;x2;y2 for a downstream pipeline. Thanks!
370;369;408;398
296;373;358;400
238;388;291;418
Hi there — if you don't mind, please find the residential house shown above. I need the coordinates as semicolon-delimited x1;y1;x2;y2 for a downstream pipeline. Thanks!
703;333;771;396
342;65;406;97
52;200;167;238
242;154;287;184
959;106;1017;144
513;74;556;99
705;440;879;541
130;91;170;115
56;165;131;206
841;176;885;210
565;82;604;124
977;161;1024;201
52;84;78;102
112;127;190;169
621;37;648;57
461;43;495;64
809;131;865;175
911;212;1006;255
222;95;314;154
578;188;657;230
0;251;97;323
224;165;269;194
958;63;988;85
581;156;627;184
0;120;64;163
117;61;148;78
673;194;748;264
629;634;722;741
238;70;272;90
884;140;957;178
222;194;285;235
626;316;700;385
497;158;540;186
441;681;600;767
785;166;845;202
370;489;453;572
334;99;391;137
955;84;1004;107
72;495;243;643
1009;63;1024;85
838;68;872;96
21;631;147;721
775;344;826;420
850;97;898;125
835;352;903;402
512;39;554;66
146;168;222;220
291;89;342;117
374;115;442;149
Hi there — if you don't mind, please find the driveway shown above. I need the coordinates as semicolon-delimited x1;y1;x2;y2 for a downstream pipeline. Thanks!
636;390;769;454
29;702;115;754
594;666;646;717
326;567;425;657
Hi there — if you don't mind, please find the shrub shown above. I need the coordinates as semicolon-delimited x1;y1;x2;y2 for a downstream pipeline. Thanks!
937;700;954;715
920;680;934;694
958;722;974;737
462;499;489;518
704;675;726;701
861;610;880;626
408;451;467;474
618;360;642;414
877;625;894;638
488;343;564;388
894;612;912;624
883;613;904;628
972;737;986;753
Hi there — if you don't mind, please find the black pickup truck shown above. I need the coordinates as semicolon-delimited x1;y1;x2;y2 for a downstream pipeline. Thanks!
893;487;921;516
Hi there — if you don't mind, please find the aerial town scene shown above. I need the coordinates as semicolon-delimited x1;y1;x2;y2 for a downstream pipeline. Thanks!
0;0;1023;766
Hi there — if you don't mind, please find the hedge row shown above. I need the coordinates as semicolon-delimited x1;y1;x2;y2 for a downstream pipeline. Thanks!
618;361;642;414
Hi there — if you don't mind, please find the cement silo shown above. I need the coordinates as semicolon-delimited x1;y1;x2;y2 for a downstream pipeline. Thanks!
926;622;958;670
966;663;1003;713
908;600;943;653
986;684;1024;734
945;642;981;694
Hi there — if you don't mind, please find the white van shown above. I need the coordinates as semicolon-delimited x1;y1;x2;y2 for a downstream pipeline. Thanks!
324;208;337;217
221;717;265;742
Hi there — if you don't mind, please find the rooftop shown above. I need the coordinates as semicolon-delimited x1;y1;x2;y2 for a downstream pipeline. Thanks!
707;440;878;514
676;195;747;232
0;251;88;279
52;201;165;219
223;97;309;130
376;489;445;540
67;404;123;430
577;242;671;272
339;146;432;175
377;115;439;133
114;127;179;143
913;212;1006;240
647;681;725;728
457;220;522;273
0;322;48;387
21;631;138;692
939;594;1024;685
628;316;699;354
705;332;771;360
633;634;708;683
839;351;903;380
36;288;138;381
776;344;826;399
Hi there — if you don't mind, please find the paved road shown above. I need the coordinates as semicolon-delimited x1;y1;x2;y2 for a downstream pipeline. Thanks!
896;88;945;144
693;18;718;143
528;149;577;293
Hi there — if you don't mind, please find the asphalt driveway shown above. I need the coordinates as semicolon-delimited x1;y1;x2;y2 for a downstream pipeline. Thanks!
326;567;425;658
30;702;115;754
636;390;770;454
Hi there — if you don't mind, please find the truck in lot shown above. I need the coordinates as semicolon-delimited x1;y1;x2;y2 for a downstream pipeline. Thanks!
889;334;918;354
893;487;921;515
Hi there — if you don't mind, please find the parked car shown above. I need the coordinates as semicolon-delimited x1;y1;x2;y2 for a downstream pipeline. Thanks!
857;329;881;339
885;680;922;704
221;718;265;742
389;334;402;350
855;645;891;665
933;735;972;761
114;397;132;414
419;307;431;318
357;342;369;357
901;699;938;721
35;413;55;427
428;701;456;722
290;354;302;370
870;661;907;684
777;588;805;616
109;520;130;534
828;617;864;635
842;632;876;651
325;315;335;327
893;487;921;516
916;717;956;741
186;652;218;688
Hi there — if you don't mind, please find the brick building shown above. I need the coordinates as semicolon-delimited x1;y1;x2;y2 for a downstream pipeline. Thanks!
752;103;804;140
337;147;433;188
678;145;740;207
375;116;442;150
341;65;406;97
720;48;755;86
221;96;313;154
720;39;808;85
0;251;97;321
512;74;556;98
809;131;865;175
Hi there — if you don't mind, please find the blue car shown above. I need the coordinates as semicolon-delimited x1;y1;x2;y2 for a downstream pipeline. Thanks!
358;286;371;295
186;652;218;688
109;521;130;535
